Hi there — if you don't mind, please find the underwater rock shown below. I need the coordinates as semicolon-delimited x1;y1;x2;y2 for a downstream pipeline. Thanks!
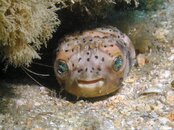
136;54;146;67
0;0;61;67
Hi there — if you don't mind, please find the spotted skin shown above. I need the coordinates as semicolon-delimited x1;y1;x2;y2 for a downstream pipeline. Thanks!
54;26;135;98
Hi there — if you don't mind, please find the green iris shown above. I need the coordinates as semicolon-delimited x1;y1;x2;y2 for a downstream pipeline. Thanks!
113;56;123;71
57;60;69;75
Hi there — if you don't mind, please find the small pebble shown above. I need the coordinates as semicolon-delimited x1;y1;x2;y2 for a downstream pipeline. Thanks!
124;76;137;84
160;70;171;78
170;47;174;53
166;91;174;105
167;112;174;121
159;126;173;130
158;117;170;125
140;87;163;95
137;54;147;67
168;54;174;61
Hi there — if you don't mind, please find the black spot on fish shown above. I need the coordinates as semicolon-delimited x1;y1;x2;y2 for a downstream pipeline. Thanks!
78;69;83;73
123;42;127;47
94;36;100;38
95;56;98;59
104;45;107;48
65;50;68;52
78;58;82;62
127;51;132;68
110;44;114;47
87;58;90;62
115;42;124;51
83;38;86;43
102;57;104;62
92;67;94;70
102;36;108;39
98;68;101;71
86;52;89;55
85;68;88;72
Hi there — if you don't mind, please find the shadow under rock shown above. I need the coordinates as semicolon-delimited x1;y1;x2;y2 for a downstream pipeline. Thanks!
0;82;16;114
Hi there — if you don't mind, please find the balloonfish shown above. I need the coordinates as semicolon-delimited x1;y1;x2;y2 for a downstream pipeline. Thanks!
54;26;135;98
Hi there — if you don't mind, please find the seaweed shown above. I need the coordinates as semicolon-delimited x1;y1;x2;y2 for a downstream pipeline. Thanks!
0;0;61;67
1;0;160;68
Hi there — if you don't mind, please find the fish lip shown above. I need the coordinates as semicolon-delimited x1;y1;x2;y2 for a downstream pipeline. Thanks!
77;78;105;89
77;78;104;84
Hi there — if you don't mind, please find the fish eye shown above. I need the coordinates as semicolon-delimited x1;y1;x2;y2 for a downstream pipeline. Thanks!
56;60;69;75
113;56;123;71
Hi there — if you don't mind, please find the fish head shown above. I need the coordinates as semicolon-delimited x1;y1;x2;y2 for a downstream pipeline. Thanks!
54;27;135;98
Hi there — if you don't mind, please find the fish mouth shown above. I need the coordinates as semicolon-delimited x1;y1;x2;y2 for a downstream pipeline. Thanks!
77;78;104;89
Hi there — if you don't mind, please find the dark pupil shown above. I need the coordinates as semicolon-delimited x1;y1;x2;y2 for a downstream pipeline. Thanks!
57;61;68;74
114;56;123;71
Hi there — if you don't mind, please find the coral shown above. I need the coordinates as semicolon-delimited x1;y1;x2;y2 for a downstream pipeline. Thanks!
0;0;61;67
0;0;143;67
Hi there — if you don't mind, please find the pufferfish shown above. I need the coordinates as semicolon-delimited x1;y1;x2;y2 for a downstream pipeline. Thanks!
54;26;135;98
